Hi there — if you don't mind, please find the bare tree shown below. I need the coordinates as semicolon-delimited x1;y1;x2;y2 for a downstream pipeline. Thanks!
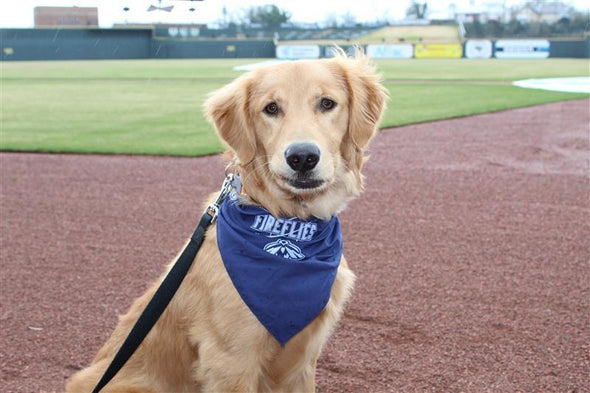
323;13;339;28
341;11;357;27
406;1;428;19
246;5;291;28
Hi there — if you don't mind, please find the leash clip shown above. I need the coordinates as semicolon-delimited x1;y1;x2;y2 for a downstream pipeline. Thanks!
206;173;235;223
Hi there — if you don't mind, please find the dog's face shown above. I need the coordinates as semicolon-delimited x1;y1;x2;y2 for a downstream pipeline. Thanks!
249;61;349;195
206;54;387;219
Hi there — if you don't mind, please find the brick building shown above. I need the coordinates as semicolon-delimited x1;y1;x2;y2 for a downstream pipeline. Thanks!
34;7;99;27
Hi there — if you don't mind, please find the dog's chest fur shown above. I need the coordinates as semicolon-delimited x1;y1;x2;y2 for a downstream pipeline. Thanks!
169;226;355;390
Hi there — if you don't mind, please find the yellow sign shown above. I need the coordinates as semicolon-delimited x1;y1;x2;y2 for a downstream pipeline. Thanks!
414;44;463;59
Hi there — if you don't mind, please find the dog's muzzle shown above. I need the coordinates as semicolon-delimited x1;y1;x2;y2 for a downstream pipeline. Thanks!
284;143;324;189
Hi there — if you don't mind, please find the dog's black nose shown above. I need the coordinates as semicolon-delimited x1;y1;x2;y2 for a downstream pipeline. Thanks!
284;143;320;173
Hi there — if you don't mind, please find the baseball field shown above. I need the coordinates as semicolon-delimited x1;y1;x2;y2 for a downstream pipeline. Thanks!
1;58;588;156
1;57;589;392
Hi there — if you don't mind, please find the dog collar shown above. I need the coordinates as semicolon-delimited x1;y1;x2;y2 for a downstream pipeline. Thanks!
216;194;343;346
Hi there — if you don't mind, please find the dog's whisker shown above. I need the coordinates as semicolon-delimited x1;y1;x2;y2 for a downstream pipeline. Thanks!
240;159;273;187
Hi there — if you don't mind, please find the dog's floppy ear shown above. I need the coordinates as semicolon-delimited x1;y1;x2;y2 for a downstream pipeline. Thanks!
205;75;256;165
337;50;388;151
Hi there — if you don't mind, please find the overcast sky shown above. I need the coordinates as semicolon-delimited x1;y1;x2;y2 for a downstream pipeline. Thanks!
0;0;587;28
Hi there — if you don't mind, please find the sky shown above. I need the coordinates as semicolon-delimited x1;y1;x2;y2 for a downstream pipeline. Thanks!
0;0;587;28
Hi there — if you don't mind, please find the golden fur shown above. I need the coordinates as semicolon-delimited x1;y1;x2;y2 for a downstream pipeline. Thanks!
66;52;387;393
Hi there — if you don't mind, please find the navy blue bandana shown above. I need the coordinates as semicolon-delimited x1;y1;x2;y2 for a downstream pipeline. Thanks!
216;194;343;346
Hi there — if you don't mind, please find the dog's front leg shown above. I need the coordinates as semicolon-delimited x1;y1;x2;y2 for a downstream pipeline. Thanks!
275;361;317;393
193;330;276;393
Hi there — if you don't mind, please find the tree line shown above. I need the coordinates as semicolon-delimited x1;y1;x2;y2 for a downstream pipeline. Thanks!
464;12;589;38
223;4;588;38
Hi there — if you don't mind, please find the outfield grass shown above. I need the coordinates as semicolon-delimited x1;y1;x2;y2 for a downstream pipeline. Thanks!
2;78;227;156
1;58;588;156
375;58;589;81
382;83;586;127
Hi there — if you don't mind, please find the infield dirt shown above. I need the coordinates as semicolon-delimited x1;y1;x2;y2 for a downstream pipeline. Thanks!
1;99;588;392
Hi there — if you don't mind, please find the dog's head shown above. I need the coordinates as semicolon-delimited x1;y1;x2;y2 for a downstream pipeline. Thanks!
206;51;387;219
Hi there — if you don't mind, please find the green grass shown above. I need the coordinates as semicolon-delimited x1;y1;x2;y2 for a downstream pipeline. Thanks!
382;83;586;127
375;58;589;81
2;78;226;156
1;58;588;156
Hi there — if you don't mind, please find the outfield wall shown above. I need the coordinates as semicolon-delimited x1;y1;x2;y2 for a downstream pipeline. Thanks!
151;39;275;59
1;28;588;61
1;28;152;60
0;28;274;61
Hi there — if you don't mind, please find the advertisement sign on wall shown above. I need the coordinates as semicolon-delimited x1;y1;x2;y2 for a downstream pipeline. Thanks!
414;44;463;59
276;45;320;59
494;40;550;59
366;44;413;59
465;40;493;59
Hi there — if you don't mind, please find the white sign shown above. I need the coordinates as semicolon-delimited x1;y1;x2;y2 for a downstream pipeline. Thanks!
366;44;413;59
494;39;550;59
276;45;320;60
465;40;492;59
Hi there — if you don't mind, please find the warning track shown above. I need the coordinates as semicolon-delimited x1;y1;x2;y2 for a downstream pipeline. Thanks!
1;99;589;392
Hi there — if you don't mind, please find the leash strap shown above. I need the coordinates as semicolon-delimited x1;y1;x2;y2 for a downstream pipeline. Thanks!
92;174;235;393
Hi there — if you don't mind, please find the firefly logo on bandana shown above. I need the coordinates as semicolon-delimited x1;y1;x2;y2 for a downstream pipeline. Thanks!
250;215;318;242
263;239;305;260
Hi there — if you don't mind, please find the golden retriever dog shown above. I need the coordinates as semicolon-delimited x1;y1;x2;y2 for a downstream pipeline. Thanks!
66;51;387;393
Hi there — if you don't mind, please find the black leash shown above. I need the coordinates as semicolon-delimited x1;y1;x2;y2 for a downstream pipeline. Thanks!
92;174;235;393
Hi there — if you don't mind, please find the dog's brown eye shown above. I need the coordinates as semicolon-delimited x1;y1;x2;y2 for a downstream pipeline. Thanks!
264;102;279;116
320;98;336;112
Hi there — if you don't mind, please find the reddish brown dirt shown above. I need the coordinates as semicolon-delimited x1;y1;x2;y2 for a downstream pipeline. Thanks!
1;99;589;393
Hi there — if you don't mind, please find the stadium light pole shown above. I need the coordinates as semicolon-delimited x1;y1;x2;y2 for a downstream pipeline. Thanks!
121;0;203;24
